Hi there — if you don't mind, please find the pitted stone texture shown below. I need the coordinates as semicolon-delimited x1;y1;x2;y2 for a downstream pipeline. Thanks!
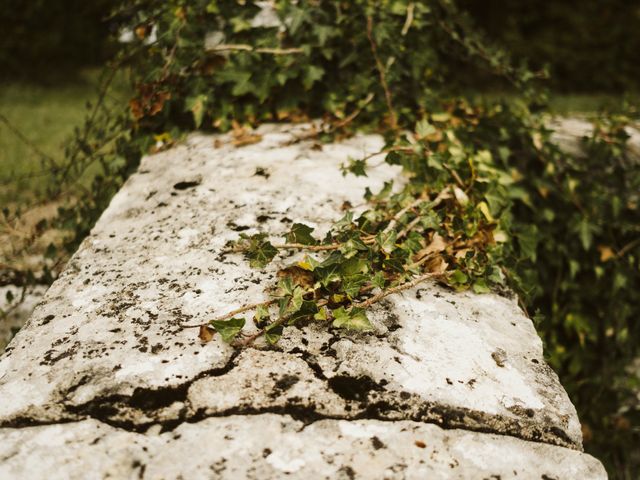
0;285;47;351
0;125;589;457
186;286;581;448
0;416;606;480
187;349;349;417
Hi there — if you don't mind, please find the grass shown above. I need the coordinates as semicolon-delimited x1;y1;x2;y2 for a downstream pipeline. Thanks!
0;69;131;205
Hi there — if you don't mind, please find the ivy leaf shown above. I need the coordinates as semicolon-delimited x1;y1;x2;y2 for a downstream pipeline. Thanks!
237;233;278;269
342;273;369;298
316;263;342;287
472;278;491;294
332;307;373;331
253;304;271;327
415;119;437;138
339;233;368;259
371;271;386;289
265;323;284;345
314;306;329;321
287;300;319;324
244;238;277;268
285;223;317;245
186;94;208;128
376;230;397;254
333;211;354;231
287;287;305;313
342;157;368;177
210;317;245;343
340;256;368;276
298;254;321;271
304;65;325;89
449;269;468;286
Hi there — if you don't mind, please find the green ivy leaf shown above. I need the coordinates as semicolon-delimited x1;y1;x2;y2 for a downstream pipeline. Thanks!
332;307;373;331
376;230;397;254
449;269;468;285
265;323;284;345
304;65;325;89
210;317;245;343
371;271;386;289
314;306;329;321
342;273;369;298
472;278;491;294
186;94;208;128
287;299;319;324
342;157;368;177
253;304;271;327
246;240;277;268
285;223;317;245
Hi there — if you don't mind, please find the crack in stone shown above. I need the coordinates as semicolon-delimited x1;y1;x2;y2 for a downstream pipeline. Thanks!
0;346;578;451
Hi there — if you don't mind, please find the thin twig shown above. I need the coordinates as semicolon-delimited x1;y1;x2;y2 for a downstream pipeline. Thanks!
206;44;303;55
235;299;330;347
355;145;416;164
353;272;440;309
285;92;376;146
443;163;466;189
383;196;427;234
401;2;415;36
332;93;375;131
225;243;341;255
180;298;278;328
397;215;423;240
617;237;640;258
366;16;398;131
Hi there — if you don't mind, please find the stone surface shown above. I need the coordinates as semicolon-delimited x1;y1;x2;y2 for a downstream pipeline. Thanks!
0;124;605;477
551;116;640;160
0;285;48;351
0;416;606;480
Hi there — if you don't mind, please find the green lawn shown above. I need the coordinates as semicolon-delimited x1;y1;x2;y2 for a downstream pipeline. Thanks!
0;69;130;205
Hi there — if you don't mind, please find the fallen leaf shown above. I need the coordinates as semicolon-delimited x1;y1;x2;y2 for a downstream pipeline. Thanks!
277;266;315;291
199;325;215;343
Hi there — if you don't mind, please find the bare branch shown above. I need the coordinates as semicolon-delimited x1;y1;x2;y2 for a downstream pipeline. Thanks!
366;16;398;131
206;44;303;55
354;272;441;309
180;298;277;328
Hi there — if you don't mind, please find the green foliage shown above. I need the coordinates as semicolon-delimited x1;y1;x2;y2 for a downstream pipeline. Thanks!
8;0;637;475
210;317;245;343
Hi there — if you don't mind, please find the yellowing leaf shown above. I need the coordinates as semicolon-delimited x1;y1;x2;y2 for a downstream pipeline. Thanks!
598;245;615;262
478;201;494;222
453;186;469;205
493;230;508;243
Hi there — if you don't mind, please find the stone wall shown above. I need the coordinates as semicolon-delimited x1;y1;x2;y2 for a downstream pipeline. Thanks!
0;124;606;478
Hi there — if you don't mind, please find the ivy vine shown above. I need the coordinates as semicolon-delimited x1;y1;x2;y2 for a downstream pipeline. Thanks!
4;0;638;473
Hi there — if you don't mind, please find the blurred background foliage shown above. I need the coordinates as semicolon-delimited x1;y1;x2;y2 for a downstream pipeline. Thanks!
0;1;638;478
461;0;640;93
0;0;115;82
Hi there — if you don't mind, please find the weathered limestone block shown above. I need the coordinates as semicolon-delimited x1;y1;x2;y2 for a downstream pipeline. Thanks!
0;416;606;480
551;116;640;160
0;285;47;351
0;124;605;477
